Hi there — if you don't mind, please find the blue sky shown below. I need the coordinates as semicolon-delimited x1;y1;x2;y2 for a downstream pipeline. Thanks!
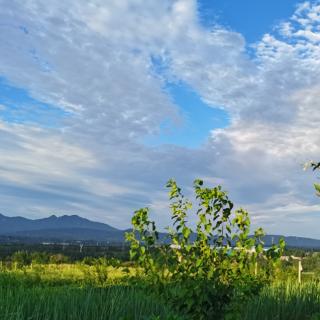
1;0;320;237
0;77;67;127
199;0;297;43
144;81;229;148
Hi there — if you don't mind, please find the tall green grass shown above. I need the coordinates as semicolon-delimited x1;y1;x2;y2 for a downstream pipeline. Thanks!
4;264;320;320
234;281;320;320
0;273;183;320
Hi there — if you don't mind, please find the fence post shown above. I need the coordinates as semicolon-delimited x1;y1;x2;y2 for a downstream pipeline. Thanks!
298;259;302;284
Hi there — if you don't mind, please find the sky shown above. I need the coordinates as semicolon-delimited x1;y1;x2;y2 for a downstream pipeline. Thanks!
0;0;320;238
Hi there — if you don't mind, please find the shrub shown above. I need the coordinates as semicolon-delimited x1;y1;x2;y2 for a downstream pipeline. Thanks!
31;252;50;264
12;251;32;268
126;179;285;319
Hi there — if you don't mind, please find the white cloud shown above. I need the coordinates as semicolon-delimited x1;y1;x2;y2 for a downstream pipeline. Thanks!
0;0;320;237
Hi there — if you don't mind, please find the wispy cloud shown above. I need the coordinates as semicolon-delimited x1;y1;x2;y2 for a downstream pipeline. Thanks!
0;1;319;237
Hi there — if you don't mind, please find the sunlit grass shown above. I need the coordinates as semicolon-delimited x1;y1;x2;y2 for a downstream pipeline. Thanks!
2;263;138;286
235;281;320;320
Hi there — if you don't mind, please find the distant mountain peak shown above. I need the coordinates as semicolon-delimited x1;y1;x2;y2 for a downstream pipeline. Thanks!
0;213;123;242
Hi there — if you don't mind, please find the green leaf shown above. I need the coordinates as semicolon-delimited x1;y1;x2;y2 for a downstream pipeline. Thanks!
182;227;191;239
196;259;202;267
315;183;320;195
199;214;207;225
205;223;212;233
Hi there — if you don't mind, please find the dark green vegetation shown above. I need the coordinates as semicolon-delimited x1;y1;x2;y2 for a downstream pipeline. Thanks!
0;243;129;263
0;273;182;320
232;282;320;320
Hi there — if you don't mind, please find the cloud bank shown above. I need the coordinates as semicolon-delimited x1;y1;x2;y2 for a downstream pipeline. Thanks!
0;0;320;237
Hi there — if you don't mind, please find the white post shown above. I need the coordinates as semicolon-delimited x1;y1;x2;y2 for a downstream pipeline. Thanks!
298;260;302;284
291;256;303;284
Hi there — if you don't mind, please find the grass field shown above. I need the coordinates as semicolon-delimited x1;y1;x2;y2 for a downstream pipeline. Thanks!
0;285;183;320
232;281;320;320
2;262;320;319
0;269;183;320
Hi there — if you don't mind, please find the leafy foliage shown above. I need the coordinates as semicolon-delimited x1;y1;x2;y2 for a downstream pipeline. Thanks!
306;161;320;196
126;179;285;319
311;162;320;196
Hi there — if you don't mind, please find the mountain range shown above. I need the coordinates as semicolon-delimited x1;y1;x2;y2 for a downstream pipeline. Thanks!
0;213;125;243
0;213;320;248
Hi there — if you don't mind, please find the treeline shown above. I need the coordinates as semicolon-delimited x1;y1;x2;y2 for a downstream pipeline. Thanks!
1;251;131;270
0;243;129;264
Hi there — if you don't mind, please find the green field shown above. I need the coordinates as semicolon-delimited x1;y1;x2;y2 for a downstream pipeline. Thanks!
0;261;320;320
0;267;182;320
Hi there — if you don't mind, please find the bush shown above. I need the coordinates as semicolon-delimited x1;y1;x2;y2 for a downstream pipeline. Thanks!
126;179;285;319
31;252;50;264
12;251;32;268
